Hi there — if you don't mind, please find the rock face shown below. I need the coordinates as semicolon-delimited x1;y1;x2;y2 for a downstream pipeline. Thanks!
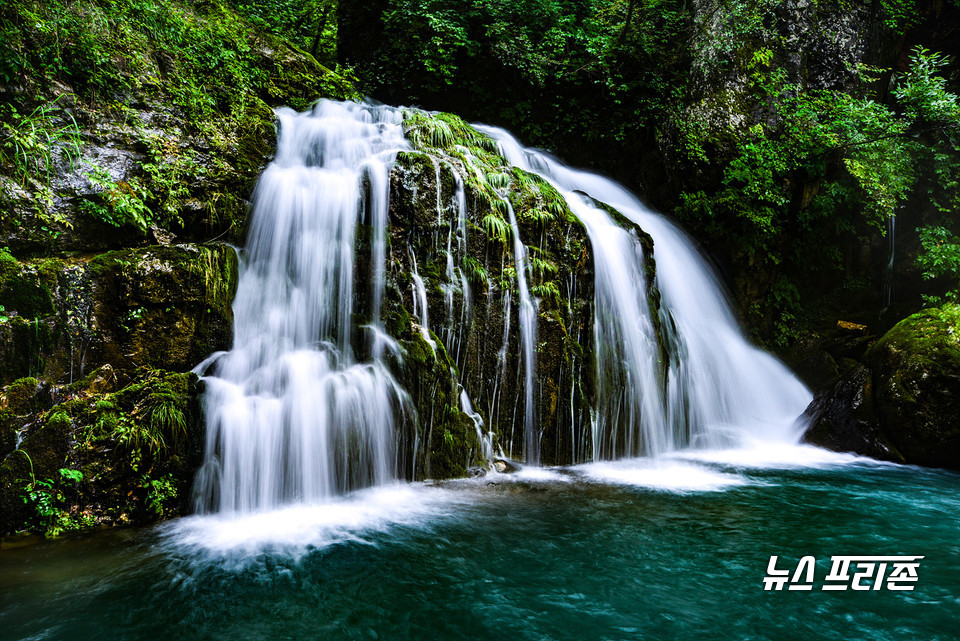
0;0;361;536
379;142;599;471
0;244;237;386
805;305;960;469
0;244;236;535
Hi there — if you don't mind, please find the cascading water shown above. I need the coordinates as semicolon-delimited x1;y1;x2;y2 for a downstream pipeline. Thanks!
564;194;670;457
504;201;540;465
193;99;812;516
192;101;411;514
476;125;812;457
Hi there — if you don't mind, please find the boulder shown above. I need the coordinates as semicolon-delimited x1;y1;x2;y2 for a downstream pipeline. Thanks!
867;305;960;469
804;305;960;470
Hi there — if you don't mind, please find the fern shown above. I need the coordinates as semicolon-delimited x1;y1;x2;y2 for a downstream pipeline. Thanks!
145;391;188;450
482;212;511;244
530;255;558;276
485;171;511;190
462;255;489;283
531;280;561;301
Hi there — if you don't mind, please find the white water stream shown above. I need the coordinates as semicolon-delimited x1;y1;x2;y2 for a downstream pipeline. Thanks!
192;101;812;516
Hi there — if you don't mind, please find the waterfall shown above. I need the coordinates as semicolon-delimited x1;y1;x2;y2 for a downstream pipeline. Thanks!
476;125;812;456
192;101;411;514
193;100;813;516
504;201;540;465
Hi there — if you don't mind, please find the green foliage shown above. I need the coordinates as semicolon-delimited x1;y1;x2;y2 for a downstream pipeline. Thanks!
226;0;338;66
900;48;960;306
0;95;82;195
529;254;559;277
879;0;923;34
403;110;498;154
461;254;488;283
354;0;688;173
894;48;960;125
675;43;960;336
683;78;917;255
144;390;188;450
918;226;960;305
530;280;560;302
482;212;511;245
145;472;177;516
16;450;90;538
81;167;155;230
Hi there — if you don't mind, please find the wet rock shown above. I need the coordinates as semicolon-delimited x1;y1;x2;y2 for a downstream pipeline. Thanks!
493;458;521;473
802;364;903;463
382;126;602;469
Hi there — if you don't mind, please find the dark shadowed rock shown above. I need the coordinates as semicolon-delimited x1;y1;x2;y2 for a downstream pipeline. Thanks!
802;363;903;463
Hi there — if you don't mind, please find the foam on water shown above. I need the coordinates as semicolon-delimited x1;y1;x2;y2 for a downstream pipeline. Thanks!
671;443;895;470
574;459;751;492
163;485;458;556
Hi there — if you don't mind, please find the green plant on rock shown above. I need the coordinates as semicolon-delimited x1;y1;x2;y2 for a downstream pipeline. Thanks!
531;280;560;303
81;166;155;230
16;450;88;537
403;110;498;154
113;414;162;464
0;95;82;197
462;255;488;283
143;390;188;450
144;472;178;516
481;211;511;245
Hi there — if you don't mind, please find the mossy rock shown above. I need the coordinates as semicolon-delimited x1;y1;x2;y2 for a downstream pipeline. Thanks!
0;367;204;536
0;249;55;319
2;377;40;414
866;305;960;469
0;406;74;534
88;243;239;373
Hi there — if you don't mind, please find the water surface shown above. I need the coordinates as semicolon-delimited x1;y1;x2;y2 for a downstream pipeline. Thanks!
2;449;957;641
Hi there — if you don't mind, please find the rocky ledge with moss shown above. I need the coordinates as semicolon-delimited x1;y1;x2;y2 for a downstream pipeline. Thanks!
0;0;358;537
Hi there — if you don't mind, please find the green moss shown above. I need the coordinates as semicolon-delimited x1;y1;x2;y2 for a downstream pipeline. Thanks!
0;250;55;319
45;410;71;431
867;304;960;373
866;304;960;468
4;377;39;414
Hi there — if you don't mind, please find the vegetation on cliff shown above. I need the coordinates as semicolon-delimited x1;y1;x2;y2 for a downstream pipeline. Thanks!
0;0;357;536
339;0;960;346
